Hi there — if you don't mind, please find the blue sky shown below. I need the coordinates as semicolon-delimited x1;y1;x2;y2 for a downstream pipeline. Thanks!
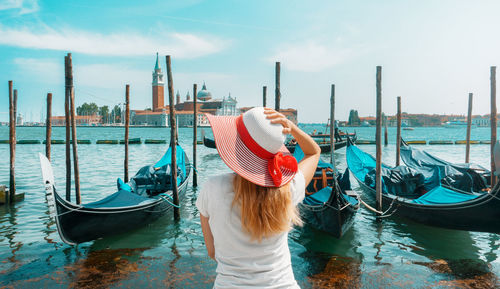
1;0;500;123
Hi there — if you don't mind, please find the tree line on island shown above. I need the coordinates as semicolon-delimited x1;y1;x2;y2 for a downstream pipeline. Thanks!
76;102;128;124
348;109;444;127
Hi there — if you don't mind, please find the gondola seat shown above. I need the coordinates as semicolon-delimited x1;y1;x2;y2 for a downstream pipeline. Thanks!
304;187;332;205
306;167;335;194
412;186;480;205
84;190;155;209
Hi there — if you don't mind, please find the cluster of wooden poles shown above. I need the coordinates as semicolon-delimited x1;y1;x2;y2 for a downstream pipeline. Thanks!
373;66;498;214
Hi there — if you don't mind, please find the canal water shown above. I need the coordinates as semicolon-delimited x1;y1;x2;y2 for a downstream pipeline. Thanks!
0;125;498;288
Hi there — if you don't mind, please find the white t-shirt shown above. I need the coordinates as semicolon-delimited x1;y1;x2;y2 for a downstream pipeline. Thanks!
196;171;305;289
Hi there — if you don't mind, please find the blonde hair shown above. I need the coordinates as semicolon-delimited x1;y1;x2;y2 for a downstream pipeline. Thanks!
232;174;302;241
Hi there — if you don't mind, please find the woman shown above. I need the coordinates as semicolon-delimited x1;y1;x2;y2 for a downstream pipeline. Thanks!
196;107;320;288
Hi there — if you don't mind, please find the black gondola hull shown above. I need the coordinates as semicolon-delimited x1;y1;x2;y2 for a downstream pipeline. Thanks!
287;136;355;153
53;185;188;244
40;151;191;245
299;195;357;238
202;136;216;149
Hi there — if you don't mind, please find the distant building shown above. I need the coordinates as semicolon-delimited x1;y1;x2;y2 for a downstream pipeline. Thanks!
130;110;168;126
131;55;241;127
472;115;490;127
128;54;299;127
152;53;165;112
16;114;23;126
216;94;238;116
51;114;102;126
388;116;411;127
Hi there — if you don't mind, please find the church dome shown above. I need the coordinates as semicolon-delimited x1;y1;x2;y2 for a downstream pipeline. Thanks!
197;83;212;101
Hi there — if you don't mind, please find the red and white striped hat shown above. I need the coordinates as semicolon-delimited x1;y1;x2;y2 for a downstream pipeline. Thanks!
207;107;298;187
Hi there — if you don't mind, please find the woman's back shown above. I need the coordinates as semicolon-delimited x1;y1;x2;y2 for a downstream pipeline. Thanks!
198;107;320;288
197;172;305;288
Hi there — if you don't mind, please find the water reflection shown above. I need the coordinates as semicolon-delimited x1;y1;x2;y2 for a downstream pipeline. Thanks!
201;152;221;162
413;259;499;287
0;205;23;267
386;216;480;260
307;255;362;289
67;213;181;288
485;234;499;263
67;247;148;289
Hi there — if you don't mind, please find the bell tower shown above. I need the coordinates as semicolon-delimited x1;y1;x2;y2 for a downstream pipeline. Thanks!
152;53;164;111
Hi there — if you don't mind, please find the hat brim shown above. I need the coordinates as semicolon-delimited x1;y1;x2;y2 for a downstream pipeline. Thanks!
207;114;296;187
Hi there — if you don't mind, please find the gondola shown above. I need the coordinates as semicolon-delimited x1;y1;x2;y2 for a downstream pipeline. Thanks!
310;132;356;138
400;139;490;193
294;145;359;238
286;134;356;154
39;145;191;245
346;140;500;234
202;135;216;149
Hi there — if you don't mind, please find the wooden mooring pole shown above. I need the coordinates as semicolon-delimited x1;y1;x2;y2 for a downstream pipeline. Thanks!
8;81;16;204
46;93;52;160
330;84;335;165
491;66;497;186
263;86;267;107
375;66;383;216
64;55;72;202
465;93;473;163
13;89;17;127
193;83;198;187
166;55;180;220
68;53;81;204
396;96;401;166
275;62;281;112
124;84;130;182
384;115;388;146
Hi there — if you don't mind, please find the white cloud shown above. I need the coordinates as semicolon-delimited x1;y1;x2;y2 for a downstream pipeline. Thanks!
13;57;61;84
0;0;39;15
268;41;353;72
0;26;228;58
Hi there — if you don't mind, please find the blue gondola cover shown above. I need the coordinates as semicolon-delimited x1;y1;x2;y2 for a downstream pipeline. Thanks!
85;190;155;208
413;186;479;205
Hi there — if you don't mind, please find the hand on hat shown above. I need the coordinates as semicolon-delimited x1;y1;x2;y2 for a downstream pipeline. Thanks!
263;107;295;135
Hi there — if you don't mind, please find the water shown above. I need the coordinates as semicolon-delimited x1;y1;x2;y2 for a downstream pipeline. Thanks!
0;125;499;288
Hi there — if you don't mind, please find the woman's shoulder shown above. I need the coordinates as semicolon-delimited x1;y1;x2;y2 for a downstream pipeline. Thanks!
290;170;306;205
201;173;235;193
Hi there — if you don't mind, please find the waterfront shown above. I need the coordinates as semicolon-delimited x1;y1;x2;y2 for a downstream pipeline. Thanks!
0;126;499;288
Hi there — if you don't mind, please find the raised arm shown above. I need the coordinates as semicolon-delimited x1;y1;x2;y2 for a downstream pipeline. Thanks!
264;108;320;185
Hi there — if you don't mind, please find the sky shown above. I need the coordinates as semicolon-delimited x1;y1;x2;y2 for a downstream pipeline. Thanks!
1;0;500;123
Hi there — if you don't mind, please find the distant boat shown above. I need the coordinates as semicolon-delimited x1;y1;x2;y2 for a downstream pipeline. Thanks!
202;136;216;149
310;132;356;138
443;121;476;128
403;127;414;131
287;135;355;154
